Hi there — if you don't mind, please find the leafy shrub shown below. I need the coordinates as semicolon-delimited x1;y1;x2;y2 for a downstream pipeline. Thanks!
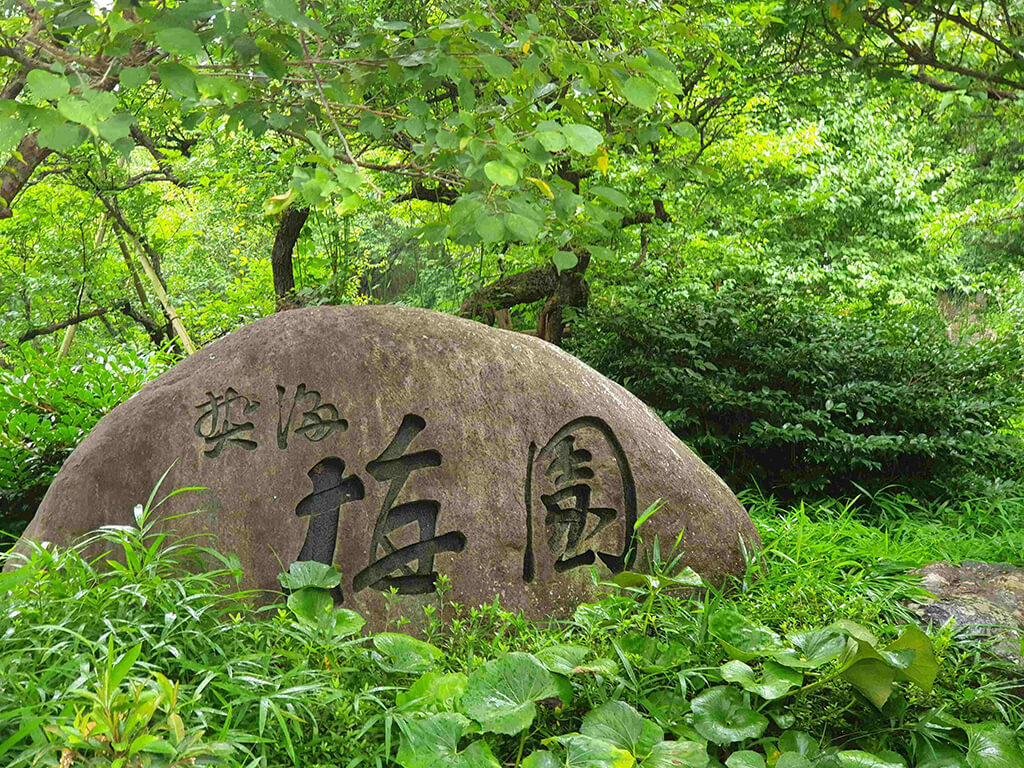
568;283;1024;499
0;344;174;537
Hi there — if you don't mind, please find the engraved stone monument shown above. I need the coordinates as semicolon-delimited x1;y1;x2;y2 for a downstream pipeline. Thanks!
11;306;759;625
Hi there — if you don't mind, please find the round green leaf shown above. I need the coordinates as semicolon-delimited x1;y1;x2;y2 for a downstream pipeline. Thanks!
535;645;590;676
639;740;708;768
691;687;768;745
545;734;636;768
553;250;578;273
561;123;604;155
26;70;70;101
286;586;332;623
622;77;659;111
37;118;85;151
720;660;802;700
775;755;813;768
396;713;500;768
156;63;199;100
965;722;1024;768
397;671;468;712
374;633;443;674
278;560;342;590
778;731;819;758
119;67;151;90
582;701;664;758
725;752;765;768
484;161;518;187
155;27;204;57
836;751;904;768
463;652;561;735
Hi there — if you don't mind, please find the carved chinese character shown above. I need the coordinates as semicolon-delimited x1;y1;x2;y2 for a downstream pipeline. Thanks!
295;457;365;602
353;414;466;595
194;388;260;458
276;384;347;449
523;416;637;582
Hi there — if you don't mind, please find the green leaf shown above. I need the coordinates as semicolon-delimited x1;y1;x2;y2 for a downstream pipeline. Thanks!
26;70;70;101
156;63;199;100
671;122;698;139
965;722;1024;768
640;741;708;768
561;123;604;155
545;734;636;768
374;633;443;674
57;97;96;129
535;645;590;676
840;658;895;709
708;607;785;661
109;643;142;690
37;118;84;151
279;560;342;590
396;713;500;768
155;27;204;57
725;752;765;768
479;55;514;79
773;628;846;669
690;687;768;745
886;626;937;693
97;113;133;144
591;186;630;208
463;652;561;735
286;587;332;623
484;161;518;187
475;216;505;243
622;77;659;111
524;751;562;768
119;67;151;90
719;660;802;700
778;731;819;758
553;250;579;274
581;701;664;758
332;608;365;637
397;671;468;712
506;213;540;242
263;0;327;34
536;130;568;152
836;751;904;768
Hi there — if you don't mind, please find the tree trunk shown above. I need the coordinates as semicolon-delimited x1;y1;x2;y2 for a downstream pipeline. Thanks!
272;207;310;311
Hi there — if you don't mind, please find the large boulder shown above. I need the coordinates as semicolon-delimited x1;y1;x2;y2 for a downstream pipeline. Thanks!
11;306;758;625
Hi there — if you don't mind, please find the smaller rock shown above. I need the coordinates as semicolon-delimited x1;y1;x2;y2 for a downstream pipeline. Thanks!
908;561;1024;662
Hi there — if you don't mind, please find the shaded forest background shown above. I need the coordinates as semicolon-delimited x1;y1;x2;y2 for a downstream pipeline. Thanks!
1;0;1022;536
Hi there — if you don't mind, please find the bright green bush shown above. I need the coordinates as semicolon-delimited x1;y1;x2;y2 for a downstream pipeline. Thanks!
568;283;1024;500
0;345;174;537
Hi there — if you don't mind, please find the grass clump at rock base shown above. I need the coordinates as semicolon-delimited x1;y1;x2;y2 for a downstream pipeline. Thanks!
1;492;1022;768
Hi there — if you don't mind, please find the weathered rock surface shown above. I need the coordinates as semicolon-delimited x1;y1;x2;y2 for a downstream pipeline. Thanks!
12;306;758;625
909;560;1024;662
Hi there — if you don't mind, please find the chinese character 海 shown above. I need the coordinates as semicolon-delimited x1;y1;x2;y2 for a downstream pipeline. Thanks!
523;416;637;582
194;388;260;458
276;384;347;449
353;414;466;595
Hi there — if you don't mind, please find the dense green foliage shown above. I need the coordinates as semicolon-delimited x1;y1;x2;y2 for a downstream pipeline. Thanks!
571;284;1024;498
1;490;1022;768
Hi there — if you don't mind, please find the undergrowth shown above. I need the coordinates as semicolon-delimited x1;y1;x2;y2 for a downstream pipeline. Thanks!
1;488;1022;767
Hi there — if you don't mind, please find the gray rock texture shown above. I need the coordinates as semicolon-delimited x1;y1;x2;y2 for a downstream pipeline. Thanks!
910;560;1024;661
12;306;759;626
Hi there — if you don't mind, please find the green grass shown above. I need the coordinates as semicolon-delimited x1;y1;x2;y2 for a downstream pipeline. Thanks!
1;490;1022;767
